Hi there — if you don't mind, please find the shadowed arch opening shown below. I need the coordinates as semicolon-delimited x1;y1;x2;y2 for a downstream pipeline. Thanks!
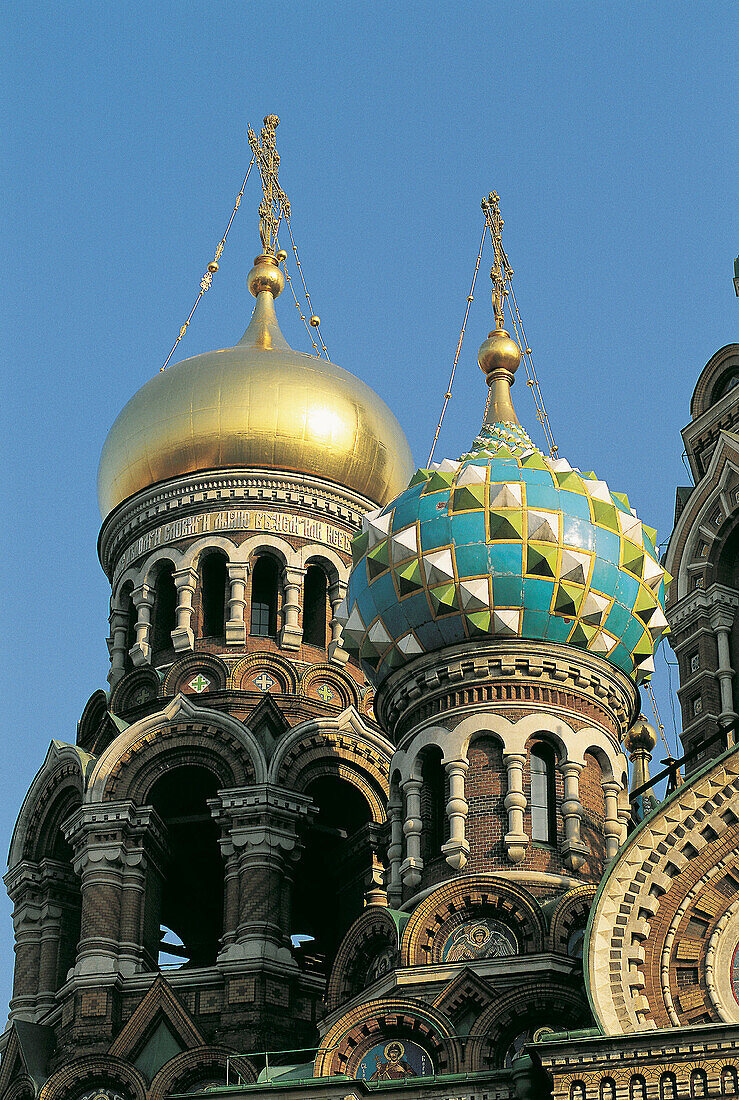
303;565;328;648
120;580;137;673
291;775;373;976
530;740;557;844
151;562;177;657
250;555;279;638
200;550;228;638
418;745;446;864
147;765;223;969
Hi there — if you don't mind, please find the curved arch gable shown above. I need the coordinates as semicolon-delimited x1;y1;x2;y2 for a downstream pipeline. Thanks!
326;906;405;1012
37;1054;147;1100
9;742;93;869
86;695;266;803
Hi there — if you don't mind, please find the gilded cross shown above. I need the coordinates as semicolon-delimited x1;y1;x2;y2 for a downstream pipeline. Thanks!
481;191;512;330
316;683;335;703
247;115;291;254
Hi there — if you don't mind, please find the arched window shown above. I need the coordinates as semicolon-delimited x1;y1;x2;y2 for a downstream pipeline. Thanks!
570;1083;586;1100
200;552;228;637
148;766;223;969
119;580;137;672
419;745;445;862
600;1079;616;1100
690;1069;707;1098
530;742;556;844
151;562;177;654
303;565;328;647
250;556;279;638
630;1076;646;1100
660;1072;677;1100
722;1066;739;1095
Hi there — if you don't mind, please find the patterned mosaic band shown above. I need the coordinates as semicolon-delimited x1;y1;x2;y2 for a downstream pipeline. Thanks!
338;421;670;689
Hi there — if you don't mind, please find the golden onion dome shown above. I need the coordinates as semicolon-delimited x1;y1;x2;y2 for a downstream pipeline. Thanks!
97;255;415;517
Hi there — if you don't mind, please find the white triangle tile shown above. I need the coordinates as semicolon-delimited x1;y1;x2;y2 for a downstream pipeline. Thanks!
560;548;591;585
391;524;418;559
642;555;664;591
458;577;490;612
585;479;612;503
437;458;461;473
550;458;573;472
341;603;366;646
490;482;523;508
580;590;610;626
635;655;656;677
457;464;487;486
618;512;643;543
364;509;393;548
527;509;560;542
423;548;455;585
589;631;612;655
367;619;392;648
492;609;521;636
648;606;669;640
397;632;424;656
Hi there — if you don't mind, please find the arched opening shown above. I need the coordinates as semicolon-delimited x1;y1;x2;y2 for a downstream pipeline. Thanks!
722;1067;739;1096
659;1072;677;1100
418;746;445;865
29;787;82;993
291;775;373;975
200;551;228;638
151;562;177;657
570;1084;586;1100
530;741;557;845
120;581;137;673
250;555;279;638
303;565;328;648
715;521;739;589
600;1081;616;1100
147;765;223;969
630;1076;647;1100
690;1069;707;1098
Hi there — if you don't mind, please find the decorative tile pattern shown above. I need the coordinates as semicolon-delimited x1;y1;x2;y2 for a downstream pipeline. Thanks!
338;421;670;688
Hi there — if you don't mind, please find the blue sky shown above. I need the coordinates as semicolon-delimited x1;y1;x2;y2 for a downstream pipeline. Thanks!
1;2;736;1013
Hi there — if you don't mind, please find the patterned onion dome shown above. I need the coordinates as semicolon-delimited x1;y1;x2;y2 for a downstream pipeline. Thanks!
338;330;670;690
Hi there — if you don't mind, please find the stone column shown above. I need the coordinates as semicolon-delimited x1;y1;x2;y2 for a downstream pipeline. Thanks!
107;606;129;688
711;608;738;744
602;780;622;860
226;563;248;645
328;579;349;666
386;786;403;908
400;778;423;889
63;802;166;978
503;752;528;864
441;759;469;871
129;584;154;667
5;862;44;1021
209;787;311;965
280;566;304;650
170;566;198;653
559;760;588;872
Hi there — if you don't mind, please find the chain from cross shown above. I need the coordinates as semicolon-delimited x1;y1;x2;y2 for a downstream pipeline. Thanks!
247;115;292;254
253;672;276;692
316;683;334;703
189;674;210;694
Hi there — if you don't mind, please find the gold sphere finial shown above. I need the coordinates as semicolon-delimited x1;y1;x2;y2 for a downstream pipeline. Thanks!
624;715;657;753
248;254;285;299
478;328;522;381
276;249;288;263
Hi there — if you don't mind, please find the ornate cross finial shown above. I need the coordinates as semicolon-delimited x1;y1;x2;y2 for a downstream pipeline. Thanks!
481;192;512;330
247;115;291;255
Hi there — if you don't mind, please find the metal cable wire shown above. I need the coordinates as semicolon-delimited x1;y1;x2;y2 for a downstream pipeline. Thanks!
427;223;487;466
160;155;256;371
284;217;330;360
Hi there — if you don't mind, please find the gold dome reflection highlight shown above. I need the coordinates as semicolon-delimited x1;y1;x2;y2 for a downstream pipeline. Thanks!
97;289;414;517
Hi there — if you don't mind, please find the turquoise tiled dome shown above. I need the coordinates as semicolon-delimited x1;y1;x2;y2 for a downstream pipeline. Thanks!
338;420;670;689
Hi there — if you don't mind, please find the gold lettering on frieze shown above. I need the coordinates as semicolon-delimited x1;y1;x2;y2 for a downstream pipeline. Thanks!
114;509;354;579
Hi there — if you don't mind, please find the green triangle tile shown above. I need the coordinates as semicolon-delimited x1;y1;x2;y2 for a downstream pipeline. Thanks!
631;630;654;659
422;470;456;494
569;621;596;648
466;609;493;635
592;499;620;531
489;509;524;540
367;538;391;580
429;583;459;617
526;542;558;579
611;491;631;511
633;585;659;624
408;468;431;488
553;581;584;617
450;484;486;513
555;470;584;492
580;471;597;480
622;540;645;578
383;646;406;671
396;559;424;596
351;530;369;565
360;636;381;663
520;451;550;471
642;524;658;550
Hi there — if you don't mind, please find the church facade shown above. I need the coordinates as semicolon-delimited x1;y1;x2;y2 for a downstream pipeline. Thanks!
2;126;739;1100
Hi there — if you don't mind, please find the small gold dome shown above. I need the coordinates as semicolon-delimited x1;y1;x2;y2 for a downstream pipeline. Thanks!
478;327;522;379
624;716;657;753
98;280;414;517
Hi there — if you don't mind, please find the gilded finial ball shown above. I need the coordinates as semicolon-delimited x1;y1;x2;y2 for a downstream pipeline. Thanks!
247;254;285;299
478;328;522;378
624;716;657;753
207;261;219;273
309;315;320;327
276;249;288;263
